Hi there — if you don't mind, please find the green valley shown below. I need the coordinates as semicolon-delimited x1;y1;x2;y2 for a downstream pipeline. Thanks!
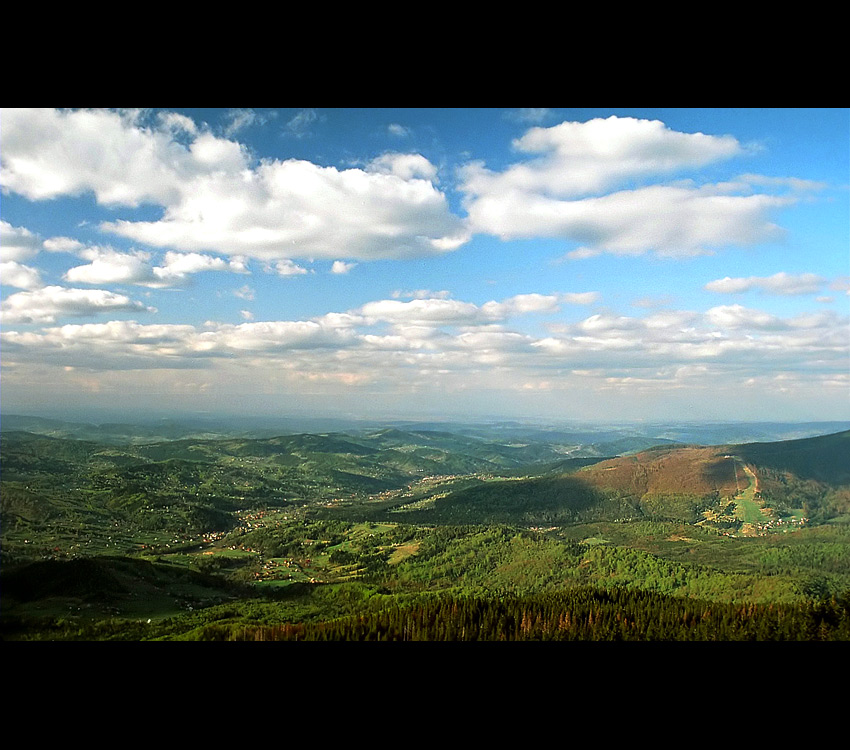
2;416;850;641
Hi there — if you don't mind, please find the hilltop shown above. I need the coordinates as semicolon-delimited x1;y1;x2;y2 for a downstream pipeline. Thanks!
397;430;850;529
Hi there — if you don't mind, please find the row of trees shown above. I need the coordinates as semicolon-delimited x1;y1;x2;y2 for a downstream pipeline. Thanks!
227;587;850;641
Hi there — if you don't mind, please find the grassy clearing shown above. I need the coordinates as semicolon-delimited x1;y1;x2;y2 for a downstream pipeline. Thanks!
388;542;421;564
732;460;770;526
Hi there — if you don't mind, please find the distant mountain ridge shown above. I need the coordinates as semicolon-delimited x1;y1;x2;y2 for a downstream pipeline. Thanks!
4;413;849;448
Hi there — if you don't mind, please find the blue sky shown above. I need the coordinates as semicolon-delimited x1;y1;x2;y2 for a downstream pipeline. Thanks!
1;107;847;422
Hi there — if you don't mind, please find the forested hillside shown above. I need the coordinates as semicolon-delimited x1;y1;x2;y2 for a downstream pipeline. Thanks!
3;421;849;641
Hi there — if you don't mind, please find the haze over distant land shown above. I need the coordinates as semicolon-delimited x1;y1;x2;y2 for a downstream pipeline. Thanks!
1;108;847;422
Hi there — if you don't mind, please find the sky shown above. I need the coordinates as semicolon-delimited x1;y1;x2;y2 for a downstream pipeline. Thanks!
1;107;848;424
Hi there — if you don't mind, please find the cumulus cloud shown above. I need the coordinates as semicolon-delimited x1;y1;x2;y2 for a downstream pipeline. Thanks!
358;298;486;327
0;285;155;324
463;116;744;201
203;319;356;352
0;108;242;207
0;221;42;262
157;111;199;136
704;304;784;330
272;259;310;277
368;152;439;182
63;246;249;287
482;293;563;318
578;314;644;333
42;236;85;253
1;261;43;290
459;116;799;258
101;152;467;262
357;291;598;327
155;251;248;285
705;272;827;296
3;111;804;266
331;261;356;274
1;108;468;263
64;247;155;285
469;183;789;258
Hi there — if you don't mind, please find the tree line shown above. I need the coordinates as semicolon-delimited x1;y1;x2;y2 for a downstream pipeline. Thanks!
219;586;850;641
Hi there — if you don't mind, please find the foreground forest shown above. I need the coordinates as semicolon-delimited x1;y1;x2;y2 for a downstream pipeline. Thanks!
2;416;850;641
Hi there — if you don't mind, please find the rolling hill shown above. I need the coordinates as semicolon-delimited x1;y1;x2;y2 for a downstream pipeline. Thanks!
4;422;850;640
406;430;850;527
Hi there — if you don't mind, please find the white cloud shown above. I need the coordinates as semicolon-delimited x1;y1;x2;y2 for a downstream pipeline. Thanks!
0;221;42;262
705;272;826;295
459;116;797;258
154;251;243;285
463;116;743;201
388;123;411;138
101;151;466;261
42;236;85;253
0;285;155;324
227;256;250;274
576;314;643;333
202;319;357;352
63;246;247;287
64;247;155;286
331;261;356;274
2;295;846;413
482;293;562;318
704;304;784;330
643;310;700;329
273;259;310;277
357;291;594;327
392;289;452;300
1;261;43;289
157;111;199;136
2;109;468;263
467;183;788;257
0;108;245;207
359;298;485;327
368;152;439;182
